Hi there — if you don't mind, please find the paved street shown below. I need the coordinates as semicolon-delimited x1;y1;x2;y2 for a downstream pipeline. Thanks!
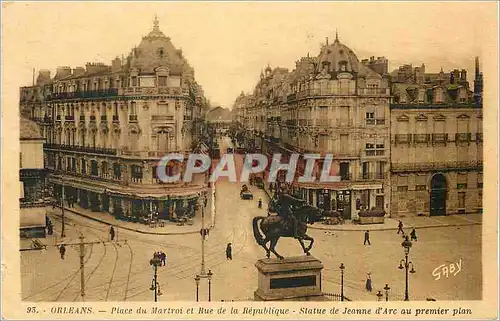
21;137;482;302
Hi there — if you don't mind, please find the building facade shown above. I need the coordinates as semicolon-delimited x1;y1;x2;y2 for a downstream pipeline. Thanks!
235;35;392;220
20;17;210;219
234;35;483;218
20;117;47;238
389;61;483;217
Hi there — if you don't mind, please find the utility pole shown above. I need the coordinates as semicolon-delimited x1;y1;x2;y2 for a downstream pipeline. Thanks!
55;235;121;301
58;150;66;238
79;235;85;300
61;175;65;237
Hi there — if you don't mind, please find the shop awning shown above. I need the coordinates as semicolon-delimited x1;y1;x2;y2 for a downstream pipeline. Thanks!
108;188;205;200
48;177;106;194
293;181;350;190
293;181;383;190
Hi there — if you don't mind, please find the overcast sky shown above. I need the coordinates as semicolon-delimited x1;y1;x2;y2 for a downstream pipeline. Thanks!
2;2;497;109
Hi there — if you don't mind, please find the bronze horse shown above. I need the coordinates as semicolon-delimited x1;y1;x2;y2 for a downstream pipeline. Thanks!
252;205;323;259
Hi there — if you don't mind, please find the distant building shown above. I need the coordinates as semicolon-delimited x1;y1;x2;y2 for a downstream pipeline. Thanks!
389;59;483;217
207;106;232;122
20;17;209;220
20;117;46;238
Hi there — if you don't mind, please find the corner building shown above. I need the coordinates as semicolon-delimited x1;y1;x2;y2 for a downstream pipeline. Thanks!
236;36;391;220
20;18;209;219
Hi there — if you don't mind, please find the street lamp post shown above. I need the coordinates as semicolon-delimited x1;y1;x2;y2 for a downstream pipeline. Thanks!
150;256;162;302
339;263;345;302
207;270;213;302
199;205;208;276
384;283;391;301
399;236;416;301
194;275;200;302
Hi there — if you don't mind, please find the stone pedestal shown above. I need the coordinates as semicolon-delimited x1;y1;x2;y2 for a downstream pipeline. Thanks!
254;256;328;301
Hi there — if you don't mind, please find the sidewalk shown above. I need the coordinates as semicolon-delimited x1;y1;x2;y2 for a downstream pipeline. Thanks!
309;214;482;232
50;184;217;236
260;183;482;231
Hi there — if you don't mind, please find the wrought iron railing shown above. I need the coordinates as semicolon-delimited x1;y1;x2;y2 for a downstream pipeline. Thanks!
43;143;117;156
391;160;483;173
455;133;472;142
324;292;352;301
432;133;448;142
129;115;138;122
152;115;174;121
413;134;430;143
395;134;412;143
51;89;119;100
391;103;482;109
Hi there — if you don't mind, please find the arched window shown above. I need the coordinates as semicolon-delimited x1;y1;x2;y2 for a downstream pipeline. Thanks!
101;131;108;148
90;131;97;148
101;161;109;178
129;130;139;151
113;163;121;180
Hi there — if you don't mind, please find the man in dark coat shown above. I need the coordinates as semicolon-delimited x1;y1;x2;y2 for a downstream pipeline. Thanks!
397;220;404;234
59;244;66;259
109;226;115;241
161;252;167;266
226;243;232;260
410;228;417;241
364;230;371;245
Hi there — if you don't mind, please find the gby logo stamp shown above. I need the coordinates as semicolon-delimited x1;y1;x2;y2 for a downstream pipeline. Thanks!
432;259;463;280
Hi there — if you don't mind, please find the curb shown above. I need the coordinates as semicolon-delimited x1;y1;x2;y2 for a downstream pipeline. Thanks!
64;207;201;235
308;221;481;232
61;184;217;236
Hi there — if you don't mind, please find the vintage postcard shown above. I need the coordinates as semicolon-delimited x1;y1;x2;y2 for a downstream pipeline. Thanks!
1;1;498;320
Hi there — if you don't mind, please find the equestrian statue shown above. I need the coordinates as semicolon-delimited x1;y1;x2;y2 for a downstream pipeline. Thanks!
252;193;323;260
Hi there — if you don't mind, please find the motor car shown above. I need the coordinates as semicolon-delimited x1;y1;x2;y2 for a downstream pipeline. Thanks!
240;184;253;200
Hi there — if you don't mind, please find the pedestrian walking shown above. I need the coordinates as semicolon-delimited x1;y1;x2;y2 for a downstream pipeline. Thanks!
47;221;53;235
410;228;418;241
109;226;115;241
364;230;371;245
204;196;208;208
161;252;167;266
365;273;372;292
59;244;66;260
397;220;404;234
226;243;232;260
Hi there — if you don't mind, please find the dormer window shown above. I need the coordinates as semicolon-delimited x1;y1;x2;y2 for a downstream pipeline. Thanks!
322;61;330;72
157;47;165;58
339;61;348;72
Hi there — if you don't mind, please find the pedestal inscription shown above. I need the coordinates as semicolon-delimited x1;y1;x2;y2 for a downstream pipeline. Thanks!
254;255;328;301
